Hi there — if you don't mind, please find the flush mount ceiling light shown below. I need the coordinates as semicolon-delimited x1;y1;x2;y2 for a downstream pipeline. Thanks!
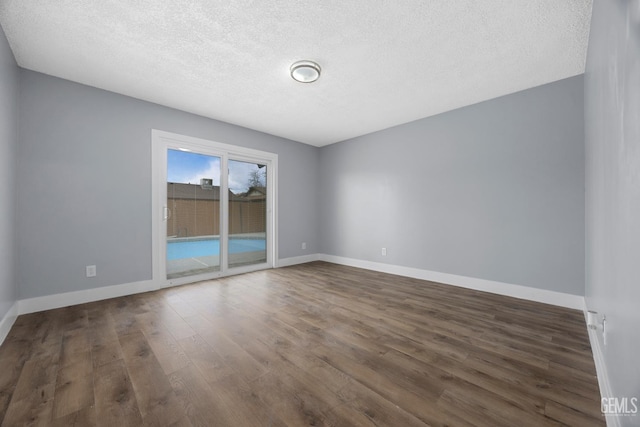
290;60;321;83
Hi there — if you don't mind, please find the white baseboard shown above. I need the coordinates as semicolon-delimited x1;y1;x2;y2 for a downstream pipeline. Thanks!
11;254;318;316
583;305;617;427
277;254;321;268
0;302;18;344
13;255;323;317
17;279;158;315
10;255;582;316
1;255;584;347
8;254;315;319
318;254;585;310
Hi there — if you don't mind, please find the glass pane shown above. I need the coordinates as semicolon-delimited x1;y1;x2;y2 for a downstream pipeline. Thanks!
228;160;267;268
166;149;221;278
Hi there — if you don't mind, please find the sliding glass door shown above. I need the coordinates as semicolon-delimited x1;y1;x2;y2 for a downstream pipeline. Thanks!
152;130;277;286
228;159;267;268
166;149;222;279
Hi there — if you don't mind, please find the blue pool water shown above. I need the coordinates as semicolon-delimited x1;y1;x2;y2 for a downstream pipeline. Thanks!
167;238;265;260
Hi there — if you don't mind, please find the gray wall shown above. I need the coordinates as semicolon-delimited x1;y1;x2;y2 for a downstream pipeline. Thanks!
585;0;640;417
0;25;18;319
320;76;585;295
17;70;319;299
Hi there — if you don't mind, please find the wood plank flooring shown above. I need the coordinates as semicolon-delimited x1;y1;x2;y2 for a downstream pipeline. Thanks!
0;261;604;426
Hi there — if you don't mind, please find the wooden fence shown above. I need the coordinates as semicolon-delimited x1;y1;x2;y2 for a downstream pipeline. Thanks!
167;183;265;237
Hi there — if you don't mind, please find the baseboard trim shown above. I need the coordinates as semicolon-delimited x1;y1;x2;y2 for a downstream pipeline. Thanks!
584;305;617;427
277;254;321;268
318;254;585;310
17;279;158;315
13;254;325;317
0;302;18;344
3;255;583;345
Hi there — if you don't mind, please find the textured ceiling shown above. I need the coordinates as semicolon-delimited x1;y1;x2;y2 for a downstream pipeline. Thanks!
0;1;592;146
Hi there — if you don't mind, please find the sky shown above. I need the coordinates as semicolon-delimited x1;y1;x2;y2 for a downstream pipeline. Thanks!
167;149;265;194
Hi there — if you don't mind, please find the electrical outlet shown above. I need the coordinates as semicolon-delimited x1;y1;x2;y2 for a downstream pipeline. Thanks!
302;242;307;250
86;265;97;278
381;248;387;256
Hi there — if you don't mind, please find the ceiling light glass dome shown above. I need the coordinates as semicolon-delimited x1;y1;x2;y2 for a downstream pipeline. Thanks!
290;60;321;83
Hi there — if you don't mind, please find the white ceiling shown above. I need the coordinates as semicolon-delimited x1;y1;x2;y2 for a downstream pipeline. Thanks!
0;1;592;147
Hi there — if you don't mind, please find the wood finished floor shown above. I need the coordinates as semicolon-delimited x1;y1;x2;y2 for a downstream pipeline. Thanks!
0;262;604;426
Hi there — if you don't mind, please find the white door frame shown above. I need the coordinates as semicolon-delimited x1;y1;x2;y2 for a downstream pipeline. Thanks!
151;129;278;288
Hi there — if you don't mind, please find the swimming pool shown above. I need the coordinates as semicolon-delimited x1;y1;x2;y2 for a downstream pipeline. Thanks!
167;237;265;260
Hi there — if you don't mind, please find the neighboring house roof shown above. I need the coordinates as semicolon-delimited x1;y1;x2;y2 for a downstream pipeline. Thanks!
242;186;267;198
